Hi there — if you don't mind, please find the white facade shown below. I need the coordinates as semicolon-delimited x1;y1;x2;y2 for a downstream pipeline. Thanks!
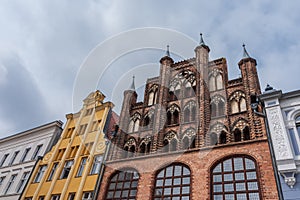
0;121;62;200
261;89;300;199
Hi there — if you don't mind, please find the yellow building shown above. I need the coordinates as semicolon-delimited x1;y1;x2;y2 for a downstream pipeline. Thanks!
21;90;117;200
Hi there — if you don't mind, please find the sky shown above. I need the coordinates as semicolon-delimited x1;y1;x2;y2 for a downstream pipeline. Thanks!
1;0;300;138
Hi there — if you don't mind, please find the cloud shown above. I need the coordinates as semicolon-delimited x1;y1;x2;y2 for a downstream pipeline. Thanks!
0;54;49;137
1;0;300;137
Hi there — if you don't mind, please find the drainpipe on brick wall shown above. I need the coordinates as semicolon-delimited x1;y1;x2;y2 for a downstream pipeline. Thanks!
252;100;284;200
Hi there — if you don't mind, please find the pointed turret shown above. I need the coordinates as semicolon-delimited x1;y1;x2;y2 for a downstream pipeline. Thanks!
238;43;257;66
129;75;136;91
160;45;174;64
194;33;210;81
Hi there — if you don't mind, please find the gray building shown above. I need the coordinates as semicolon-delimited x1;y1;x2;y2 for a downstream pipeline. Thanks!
261;86;300;200
0;121;62;200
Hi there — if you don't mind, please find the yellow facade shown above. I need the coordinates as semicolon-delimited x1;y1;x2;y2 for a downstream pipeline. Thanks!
21;90;115;200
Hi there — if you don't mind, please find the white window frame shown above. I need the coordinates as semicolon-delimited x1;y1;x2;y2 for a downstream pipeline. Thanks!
32;144;43;160
4;174;17;194
47;162;58;181
60;160;74;179
16;171;30;193
20;148;31;163
34;165;47;183
82;191;93;200
90;155;103;175
77;157;87;177
51;194;60;200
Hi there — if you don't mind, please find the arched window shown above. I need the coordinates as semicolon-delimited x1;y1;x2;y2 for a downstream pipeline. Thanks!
148;85;158;106
106;169;139;200
128;113;140;133
182;137;189;149
174;84;181;100
210;133;218;146
143;111;154;130
216;73;223;90
153;164;191;199
146;142;151;154
209;70;224;92
139;143;146;154
234;129;242;142
184;108;190;123
211;102;217;118
163;132;178;152
243;127;250;141
230;92;247;114
183;101;196;123
220;131;227;144
211;156;261;200
166;105;180;126
211;96;225;118
128;146;135;158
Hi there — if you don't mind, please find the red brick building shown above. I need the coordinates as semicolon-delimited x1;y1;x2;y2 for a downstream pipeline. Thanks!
97;35;279;200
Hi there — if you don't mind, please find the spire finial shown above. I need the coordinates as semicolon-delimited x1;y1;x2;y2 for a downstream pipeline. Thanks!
166;45;170;57
200;33;205;45
243;43;250;58
129;75;135;91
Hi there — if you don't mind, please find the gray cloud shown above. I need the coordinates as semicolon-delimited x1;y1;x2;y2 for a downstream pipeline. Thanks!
1;0;300;137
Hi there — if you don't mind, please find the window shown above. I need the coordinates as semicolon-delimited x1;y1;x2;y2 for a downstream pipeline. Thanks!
47;163;58;181
81;143;94;155
211;96;225;118
143;111;154;130
9;151;19;165
34;165;47;183
60;160;74;179
0;176;5;189
68;146;79;158
0;153;9;167
90;155;103;175
230;91;247;114
148;85;158;106
153;164;191;199
16;171;30;193
210;133;218;145
163;132;178;152
78;124;88;135
166;105;180;126
38;196;45;200
209;71;224;91
51;194;60;200
55;148;66;160
4;174;17;194
68;193;76;200
65;127;75;138
105;169;139;200
32;144;43;160
211;156;261;200
25;197;33;200
234;129;242;142
128;114;140;133
183;101;196;123
91;120;101;132
82;191;93;200
77;157;88;177
20;148;31;163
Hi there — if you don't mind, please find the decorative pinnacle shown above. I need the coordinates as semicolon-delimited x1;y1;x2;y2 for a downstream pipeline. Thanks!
166;45;170;57
242;43;250;58
129;75;135;91
200;33;205;45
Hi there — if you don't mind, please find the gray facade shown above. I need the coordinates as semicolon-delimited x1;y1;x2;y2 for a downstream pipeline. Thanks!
261;88;300;200
0;121;62;200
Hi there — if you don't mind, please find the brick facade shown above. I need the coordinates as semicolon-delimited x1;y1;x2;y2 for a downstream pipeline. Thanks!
98;39;279;199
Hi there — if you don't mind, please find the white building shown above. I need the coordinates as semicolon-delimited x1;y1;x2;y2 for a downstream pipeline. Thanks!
0;121;62;200
260;86;300;200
